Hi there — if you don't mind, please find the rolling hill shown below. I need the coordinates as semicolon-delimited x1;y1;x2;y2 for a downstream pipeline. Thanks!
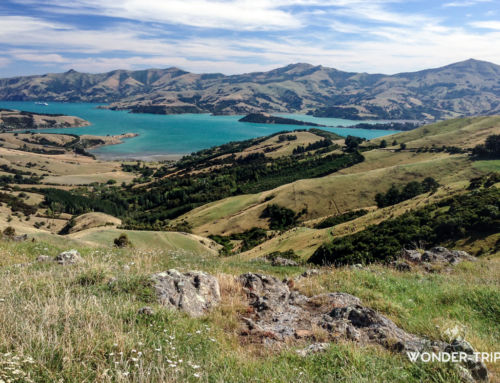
1;59;500;120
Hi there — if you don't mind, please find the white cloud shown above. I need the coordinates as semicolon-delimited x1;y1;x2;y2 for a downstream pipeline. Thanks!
1;1;500;76
443;0;491;7
470;21;500;30
10;0;303;31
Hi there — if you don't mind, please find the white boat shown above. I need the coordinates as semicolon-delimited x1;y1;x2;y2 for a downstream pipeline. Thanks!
35;102;49;106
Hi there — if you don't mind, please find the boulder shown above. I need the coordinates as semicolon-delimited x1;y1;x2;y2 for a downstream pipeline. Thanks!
13;234;28;242
151;270;221;317
401;249;422;262
138;306;154;316
400;247;475;269
55;249;83;265
271;257;299;267
391;260;412;272
445;339;489;382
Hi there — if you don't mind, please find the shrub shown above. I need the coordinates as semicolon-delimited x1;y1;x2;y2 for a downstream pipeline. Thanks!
261;204;300;230
114;233;132;248
2;226;15;239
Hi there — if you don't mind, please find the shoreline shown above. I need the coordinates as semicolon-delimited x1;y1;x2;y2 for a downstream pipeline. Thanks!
92;152;184;162
82;133;139;150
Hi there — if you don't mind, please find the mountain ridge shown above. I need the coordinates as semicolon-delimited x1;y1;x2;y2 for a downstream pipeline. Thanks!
1;59;500;120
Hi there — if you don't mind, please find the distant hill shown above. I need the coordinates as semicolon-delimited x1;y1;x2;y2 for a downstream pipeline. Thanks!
239;113;324;127
0;109;89;131
1;59;500;120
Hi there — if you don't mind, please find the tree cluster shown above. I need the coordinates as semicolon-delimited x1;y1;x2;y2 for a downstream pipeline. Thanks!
375;178;439;208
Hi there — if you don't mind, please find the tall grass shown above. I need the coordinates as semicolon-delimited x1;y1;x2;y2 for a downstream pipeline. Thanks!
0;240;497;382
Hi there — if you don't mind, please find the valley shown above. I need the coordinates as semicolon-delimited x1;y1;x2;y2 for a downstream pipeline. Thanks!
0;114;498;383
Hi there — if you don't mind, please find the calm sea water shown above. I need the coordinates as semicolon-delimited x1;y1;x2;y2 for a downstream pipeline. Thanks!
0;101;399;159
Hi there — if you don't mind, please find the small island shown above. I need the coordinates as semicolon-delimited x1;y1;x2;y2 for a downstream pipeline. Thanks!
239;113;325;127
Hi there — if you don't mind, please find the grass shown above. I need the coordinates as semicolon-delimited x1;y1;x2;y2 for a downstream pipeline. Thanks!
67;229;219;254
472;159;500;172
0;239;497;382
369;116;500;149
180;153;480;236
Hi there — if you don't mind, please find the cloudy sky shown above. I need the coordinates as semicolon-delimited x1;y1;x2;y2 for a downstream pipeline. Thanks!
0;0;499;77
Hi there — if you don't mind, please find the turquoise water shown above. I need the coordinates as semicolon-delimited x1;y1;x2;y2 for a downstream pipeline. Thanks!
0;101;399;159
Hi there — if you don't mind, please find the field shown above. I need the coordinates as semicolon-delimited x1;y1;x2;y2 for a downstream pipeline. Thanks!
0;239;498;382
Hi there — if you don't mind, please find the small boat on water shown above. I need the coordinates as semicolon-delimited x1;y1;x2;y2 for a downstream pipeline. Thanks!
35;101;49;106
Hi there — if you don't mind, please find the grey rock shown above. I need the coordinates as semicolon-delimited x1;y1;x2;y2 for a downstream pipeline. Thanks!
445;339;489;382
402;247;475;269
422;250;446;263
402;249;422;262
391;261;412;272
457;366;475;383
36;255;51;262
300;269;320;278
237;273;488;381
327;304;443;352
151;270;221;317
271;257;298;267
55;249;83;265
13;234;28;242
138;306;154;316
296;343;330;357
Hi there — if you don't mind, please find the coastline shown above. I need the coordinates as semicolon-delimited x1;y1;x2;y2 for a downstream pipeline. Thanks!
81;133;139;150
91;152;184;162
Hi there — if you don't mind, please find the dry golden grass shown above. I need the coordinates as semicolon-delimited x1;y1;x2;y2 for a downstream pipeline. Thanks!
67;212;122;234
370;115;500;149
180;153;479;237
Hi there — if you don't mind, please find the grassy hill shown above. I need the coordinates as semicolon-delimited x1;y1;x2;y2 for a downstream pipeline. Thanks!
0;115;499;382
176;116;499;238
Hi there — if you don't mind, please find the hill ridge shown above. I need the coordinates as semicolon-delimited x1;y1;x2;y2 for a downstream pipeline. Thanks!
2;59;500;119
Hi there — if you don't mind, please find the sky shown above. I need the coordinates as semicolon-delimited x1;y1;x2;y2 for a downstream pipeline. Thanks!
0;0;499;77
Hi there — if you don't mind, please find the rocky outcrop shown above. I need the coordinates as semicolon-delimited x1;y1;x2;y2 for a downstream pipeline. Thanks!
238;273;488;381
271;257;299;267
54;249;83;265
396;247;477;272
446;339;489;382
151;270;221;317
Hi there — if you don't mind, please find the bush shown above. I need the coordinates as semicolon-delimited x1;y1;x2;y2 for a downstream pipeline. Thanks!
261;204;300;230
375;178;439;208
2;226;15;239
114;233;132;248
